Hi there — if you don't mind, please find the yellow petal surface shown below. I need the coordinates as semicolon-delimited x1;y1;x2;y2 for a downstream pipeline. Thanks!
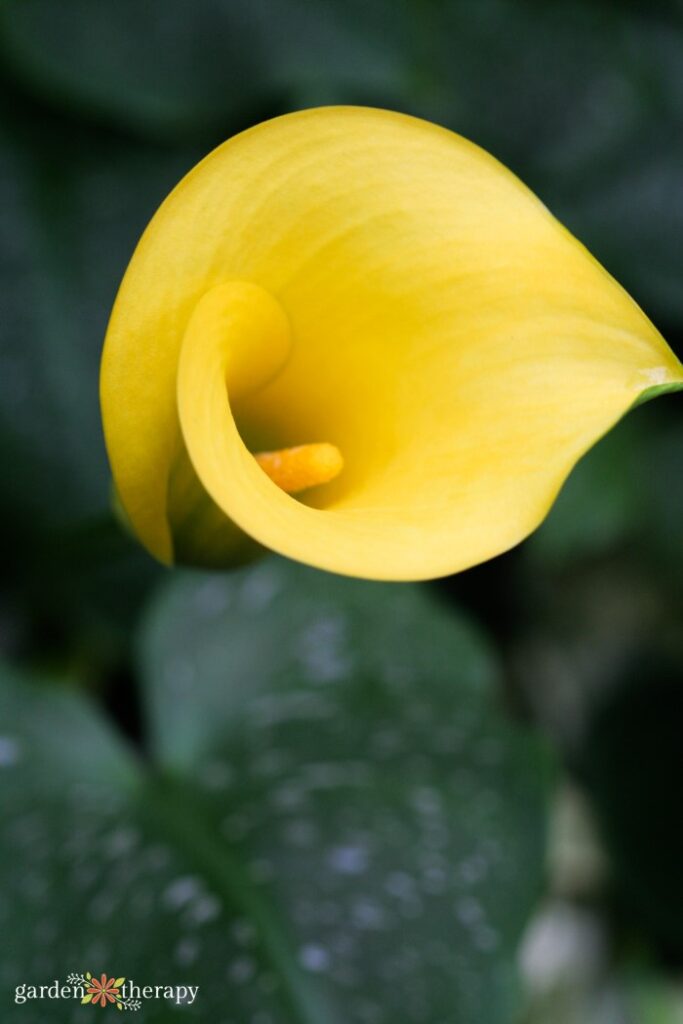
101;106;683;580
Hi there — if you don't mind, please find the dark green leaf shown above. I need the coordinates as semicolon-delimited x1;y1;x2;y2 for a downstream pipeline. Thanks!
524;401;683;574
418;1;683;326
0;561;553;1022
579;659;683;955
0;117;200;530
0;0;410;141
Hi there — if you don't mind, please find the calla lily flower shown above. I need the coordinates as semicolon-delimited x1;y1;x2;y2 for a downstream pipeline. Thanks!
101;106;683;581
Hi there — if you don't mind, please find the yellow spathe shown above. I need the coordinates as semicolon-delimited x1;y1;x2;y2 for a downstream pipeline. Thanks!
100;106;683;581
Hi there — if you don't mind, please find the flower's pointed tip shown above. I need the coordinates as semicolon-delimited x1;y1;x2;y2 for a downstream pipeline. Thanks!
632;377;683;410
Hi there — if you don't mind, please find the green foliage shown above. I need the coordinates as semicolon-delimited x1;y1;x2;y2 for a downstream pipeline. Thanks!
0;561;552;1021
623;970;683;1024
525;401;683;574
0;117;201;530
580;662;683;954
0;0;410;138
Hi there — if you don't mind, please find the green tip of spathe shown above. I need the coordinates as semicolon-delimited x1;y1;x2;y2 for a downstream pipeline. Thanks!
631;379;683;410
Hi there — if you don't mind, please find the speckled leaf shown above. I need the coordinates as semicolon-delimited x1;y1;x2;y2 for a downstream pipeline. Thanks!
0;561;552;1022
0;666;338;1024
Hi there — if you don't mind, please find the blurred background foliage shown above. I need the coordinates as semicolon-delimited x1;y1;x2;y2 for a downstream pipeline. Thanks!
0;1;681;1021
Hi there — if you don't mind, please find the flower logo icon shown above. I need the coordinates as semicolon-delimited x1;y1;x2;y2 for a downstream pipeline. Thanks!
66;972;140;1010
83;974;124;1008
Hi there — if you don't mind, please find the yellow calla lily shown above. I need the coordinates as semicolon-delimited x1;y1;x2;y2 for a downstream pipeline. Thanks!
101;106;683;581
